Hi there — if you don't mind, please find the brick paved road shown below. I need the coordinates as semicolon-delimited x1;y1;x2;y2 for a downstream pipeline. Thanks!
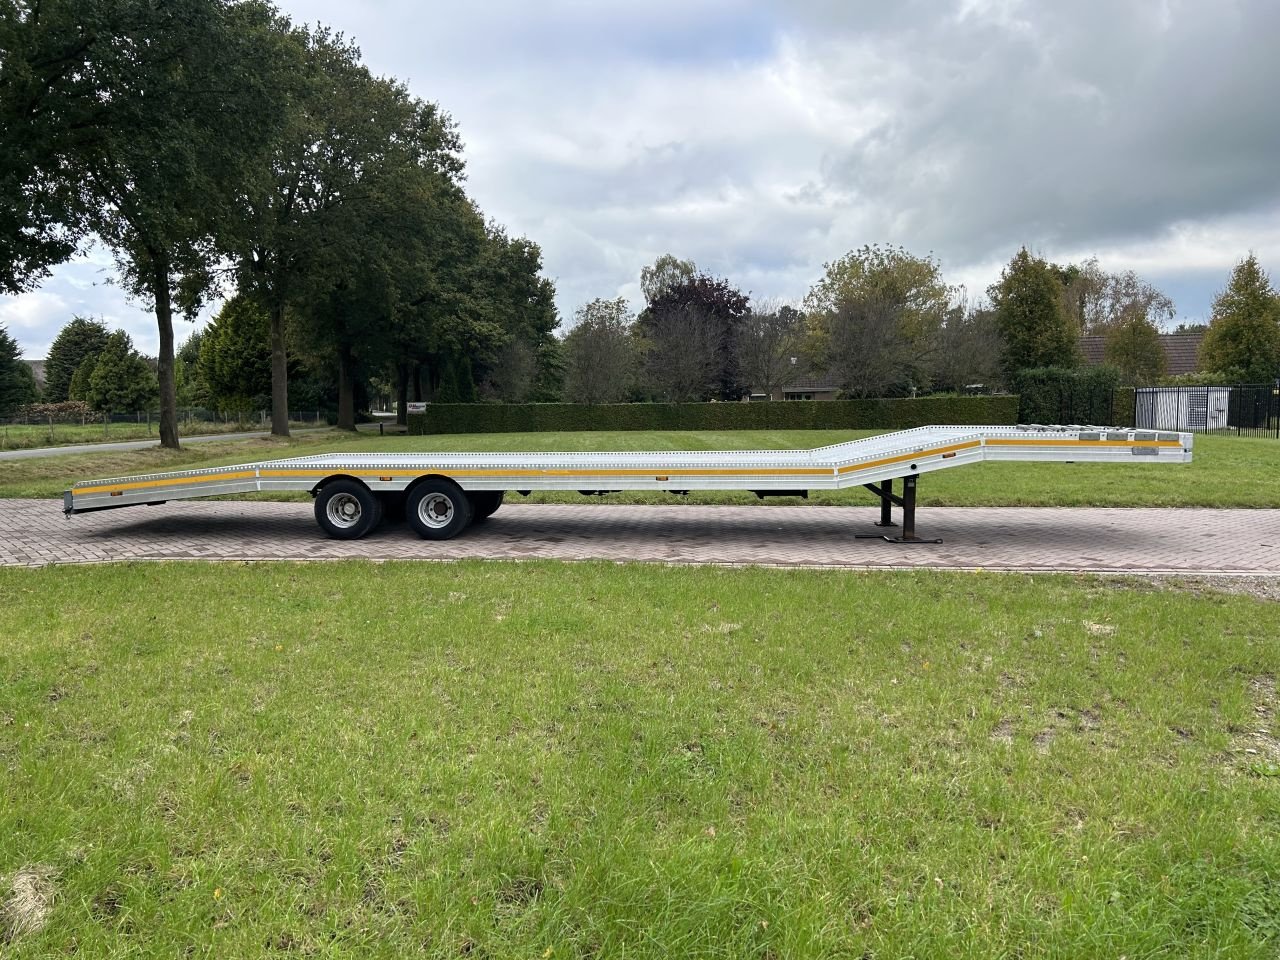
5;498;1278;573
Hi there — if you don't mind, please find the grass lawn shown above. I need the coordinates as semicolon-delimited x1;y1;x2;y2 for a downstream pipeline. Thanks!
0;420;274;452
1;562;1277;957
2;427;1278;508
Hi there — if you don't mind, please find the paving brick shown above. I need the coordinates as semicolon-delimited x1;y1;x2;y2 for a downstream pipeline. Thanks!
4;498;1279;574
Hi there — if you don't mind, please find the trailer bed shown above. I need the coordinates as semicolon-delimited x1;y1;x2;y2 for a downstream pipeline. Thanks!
64;424;1193;542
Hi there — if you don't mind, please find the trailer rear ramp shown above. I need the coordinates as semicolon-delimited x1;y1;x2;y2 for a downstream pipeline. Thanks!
64;424;1193;543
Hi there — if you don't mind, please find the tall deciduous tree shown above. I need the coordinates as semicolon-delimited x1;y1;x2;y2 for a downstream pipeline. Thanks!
1056;258;1175;335
805;245;951;397
640;273;750;401
989;248;1078;378
562;298;637;404
929;304;1005;393
1104;314;1166;385
640;254;697;305
737;301;806;399
235;27;467;435
43;315;109;401
0;0;115;292
47;0;293;449
1199;254;1280;382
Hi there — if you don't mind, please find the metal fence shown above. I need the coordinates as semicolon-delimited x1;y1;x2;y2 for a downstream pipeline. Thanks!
1134;384;1280;437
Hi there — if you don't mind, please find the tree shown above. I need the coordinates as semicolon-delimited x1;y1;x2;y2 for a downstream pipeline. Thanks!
1055;258;1175;335
640;254;697;305
469;223;559;402
1199;254;1280;383
84;329;157;414
199;295;272;417
643;305;724;402
43;316;109;402
640;272;750;401
175;330;210;408
989;248;1078;378
1104;314;1166;385
0;0;115;293
67;356;95;402
0;324;38;415
804;245;952;397
51;0;293;448
562;298;637;404
481;338;537;403
929;304;1005;393
737;301;806;399
236;27;470;433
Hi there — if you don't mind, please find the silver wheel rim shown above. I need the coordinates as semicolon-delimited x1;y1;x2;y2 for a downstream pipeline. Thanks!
325;492;364;529
417;492;455;529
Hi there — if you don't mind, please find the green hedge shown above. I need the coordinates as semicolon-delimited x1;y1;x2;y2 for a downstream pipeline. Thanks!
1010;367;1123;426
407;395;1020;435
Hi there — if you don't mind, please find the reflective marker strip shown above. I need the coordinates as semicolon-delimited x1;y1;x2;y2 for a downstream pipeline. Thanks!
73;465;834;496
837;440;981;475
74;469;261;495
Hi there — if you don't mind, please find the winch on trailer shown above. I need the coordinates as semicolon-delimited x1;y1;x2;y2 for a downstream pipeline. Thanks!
64;424;1193;543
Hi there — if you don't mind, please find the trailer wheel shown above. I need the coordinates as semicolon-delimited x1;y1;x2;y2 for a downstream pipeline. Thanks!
468;491;504;522
315;479;382;540
407;479;473;540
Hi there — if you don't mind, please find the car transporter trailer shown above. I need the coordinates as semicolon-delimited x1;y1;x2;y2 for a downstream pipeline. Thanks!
64;424;1193;544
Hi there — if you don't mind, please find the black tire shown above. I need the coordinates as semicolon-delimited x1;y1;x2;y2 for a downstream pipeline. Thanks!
468;491;504;522
314;479;382;540
406;478;473;540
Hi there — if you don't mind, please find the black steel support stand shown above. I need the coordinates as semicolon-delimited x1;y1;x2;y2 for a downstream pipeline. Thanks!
855;474;942;544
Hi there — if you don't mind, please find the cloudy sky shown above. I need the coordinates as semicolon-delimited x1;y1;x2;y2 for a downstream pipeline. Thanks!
5;0;1279;358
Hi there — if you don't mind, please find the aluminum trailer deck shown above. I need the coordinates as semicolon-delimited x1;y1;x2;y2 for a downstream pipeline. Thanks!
64;424;1193;543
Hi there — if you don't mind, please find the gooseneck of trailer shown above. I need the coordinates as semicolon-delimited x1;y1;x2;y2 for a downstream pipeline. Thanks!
64;424;1193;543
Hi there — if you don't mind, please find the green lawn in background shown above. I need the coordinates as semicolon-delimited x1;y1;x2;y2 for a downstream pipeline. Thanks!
0;420;286;451
1;562;1277;957
2;428;1276;508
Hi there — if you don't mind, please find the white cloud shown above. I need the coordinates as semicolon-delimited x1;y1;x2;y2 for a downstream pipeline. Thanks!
5;0;1277;350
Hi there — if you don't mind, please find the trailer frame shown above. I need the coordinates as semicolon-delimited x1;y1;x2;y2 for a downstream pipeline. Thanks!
64;424;1194;543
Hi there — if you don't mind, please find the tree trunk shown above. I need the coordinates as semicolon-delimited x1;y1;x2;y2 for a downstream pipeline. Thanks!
152;260;180;450
336;345;356;431
395;362;409;426
269;302;290;437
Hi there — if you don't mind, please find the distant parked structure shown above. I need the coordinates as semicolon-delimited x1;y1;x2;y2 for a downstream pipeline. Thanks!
750;372;841;402
1078;332;1204;377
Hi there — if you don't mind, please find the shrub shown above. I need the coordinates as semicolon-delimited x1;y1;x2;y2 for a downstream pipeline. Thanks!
407;396;1020;435
1010;366;1122;425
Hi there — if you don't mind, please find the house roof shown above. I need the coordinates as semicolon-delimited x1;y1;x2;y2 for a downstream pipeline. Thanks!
1079;332;1204;376
783;374;840;392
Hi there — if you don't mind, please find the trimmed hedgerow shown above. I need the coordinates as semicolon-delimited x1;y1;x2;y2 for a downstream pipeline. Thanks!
1010;367;1123;426
407;395;1020;435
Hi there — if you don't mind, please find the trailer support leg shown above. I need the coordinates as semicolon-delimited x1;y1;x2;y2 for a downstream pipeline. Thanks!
856;474;942;544
874;478;896;527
